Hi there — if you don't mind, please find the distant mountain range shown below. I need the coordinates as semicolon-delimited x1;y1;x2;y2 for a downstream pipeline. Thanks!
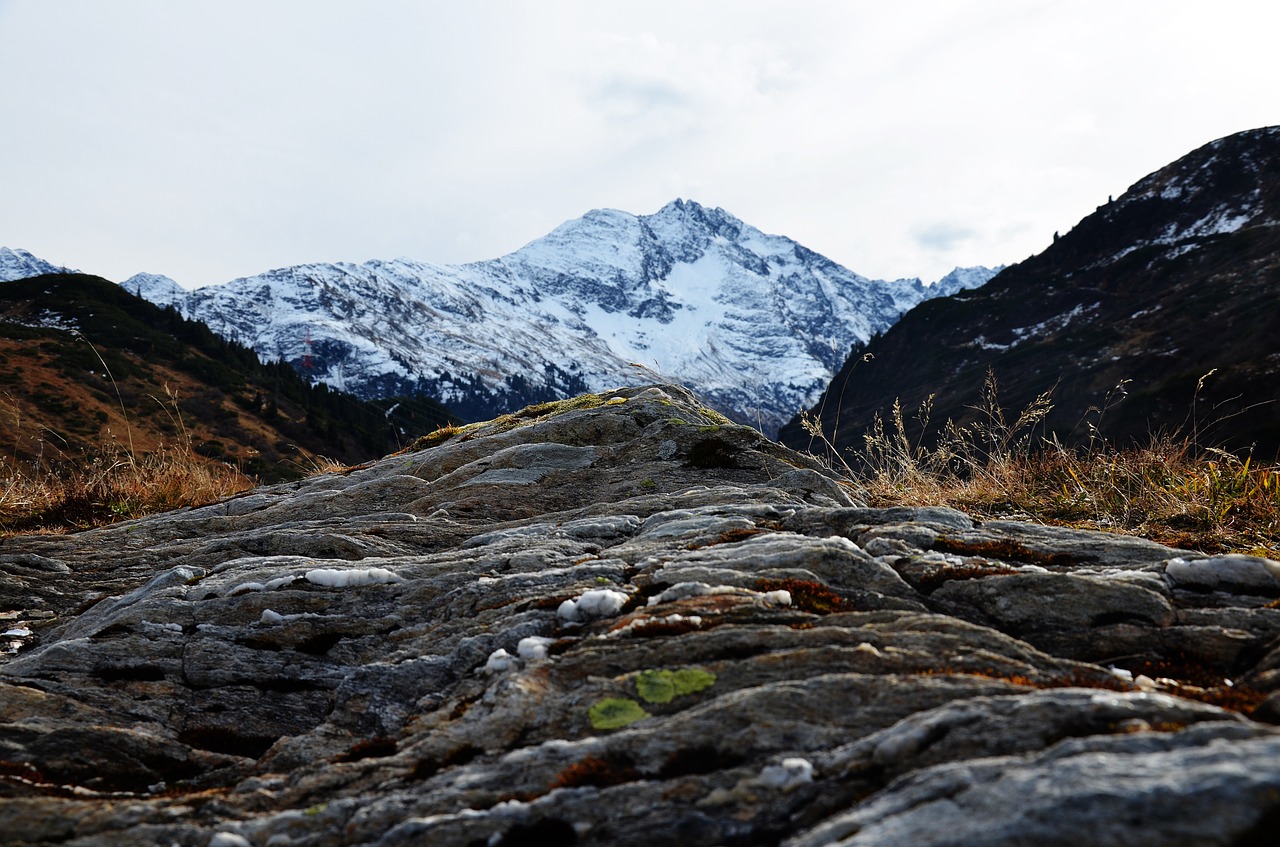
108;200;998;435
780;126;1280;459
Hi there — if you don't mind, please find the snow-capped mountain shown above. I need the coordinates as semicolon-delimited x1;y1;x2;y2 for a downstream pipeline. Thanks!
120;200;998;435
0;247;75;281
122;272;186;303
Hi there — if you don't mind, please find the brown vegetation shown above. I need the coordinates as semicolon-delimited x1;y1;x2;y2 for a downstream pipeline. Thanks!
0;384;252;534
802;369;1280;558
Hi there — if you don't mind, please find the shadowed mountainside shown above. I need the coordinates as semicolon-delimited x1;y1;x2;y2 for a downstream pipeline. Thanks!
781;126;1280;460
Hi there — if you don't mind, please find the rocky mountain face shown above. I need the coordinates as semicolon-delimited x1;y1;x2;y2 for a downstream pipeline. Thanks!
780;126;1280;458
3;385;1280;845
120;200;997;436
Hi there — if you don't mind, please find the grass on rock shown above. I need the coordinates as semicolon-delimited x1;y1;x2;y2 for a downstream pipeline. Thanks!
802;369;1280;558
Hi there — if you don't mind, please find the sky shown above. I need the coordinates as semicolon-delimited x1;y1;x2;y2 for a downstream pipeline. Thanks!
1;1;1278;290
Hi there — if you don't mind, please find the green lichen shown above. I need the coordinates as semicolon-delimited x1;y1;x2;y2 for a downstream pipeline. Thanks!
517;393;613;420
696;406;734;426
636;670;677;704
588;698;651;730
640;478;657;490
671;667;717;696
635;667;717;704
410;393;623;452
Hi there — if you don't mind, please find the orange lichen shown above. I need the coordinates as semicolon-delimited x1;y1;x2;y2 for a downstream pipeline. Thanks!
756;578;849;614
686;527;767;550
911;561;1022;592
933;536;1075;568
550;754;639;789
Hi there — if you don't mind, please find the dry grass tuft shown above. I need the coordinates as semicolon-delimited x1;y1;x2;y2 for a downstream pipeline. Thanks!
0;386;252;534
0;445;251;533
804;369;1280;557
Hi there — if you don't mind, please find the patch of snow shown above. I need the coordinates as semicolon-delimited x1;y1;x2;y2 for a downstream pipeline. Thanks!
482;648;520;674
557;588;630;623
647;581;725;605
756;757;814;790
516;636;555;660
1109;665;1135;682
968;335;1013;352
647;581;791;608
609;613;704;638
304;567;403;588
227;574;301;595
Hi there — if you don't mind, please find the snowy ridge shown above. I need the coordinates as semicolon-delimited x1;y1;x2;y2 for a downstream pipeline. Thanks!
119;200;999;434
1097;126;1280;266
0;247;76;281
121;272;186;305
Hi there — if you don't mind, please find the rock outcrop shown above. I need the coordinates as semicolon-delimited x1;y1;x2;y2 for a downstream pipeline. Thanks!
3;385;1280;846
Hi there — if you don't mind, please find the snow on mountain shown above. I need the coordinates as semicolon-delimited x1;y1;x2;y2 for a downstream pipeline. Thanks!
929;264;1008;297
0;247;76;281
1093;125;1280;267
120;272;186;306
137;200;998;435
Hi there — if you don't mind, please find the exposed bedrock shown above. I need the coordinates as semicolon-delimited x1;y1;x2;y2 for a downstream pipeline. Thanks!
2;385;1279;846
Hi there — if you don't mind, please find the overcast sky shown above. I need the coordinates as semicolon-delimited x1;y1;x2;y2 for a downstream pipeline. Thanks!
2;1;1277;289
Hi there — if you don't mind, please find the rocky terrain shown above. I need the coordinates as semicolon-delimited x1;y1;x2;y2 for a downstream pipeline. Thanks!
3;385;1280;845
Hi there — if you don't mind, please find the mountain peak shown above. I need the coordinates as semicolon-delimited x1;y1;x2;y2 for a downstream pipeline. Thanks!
650;198;744;238
121;272;186;305
0;247;77;281
136;204;1001;436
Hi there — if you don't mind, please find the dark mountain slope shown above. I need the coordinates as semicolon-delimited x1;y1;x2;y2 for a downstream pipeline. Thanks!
780;126;1280;459
0;274;456;480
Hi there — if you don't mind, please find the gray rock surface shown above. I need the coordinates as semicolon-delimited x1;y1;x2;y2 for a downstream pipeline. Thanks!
2;384;1279;846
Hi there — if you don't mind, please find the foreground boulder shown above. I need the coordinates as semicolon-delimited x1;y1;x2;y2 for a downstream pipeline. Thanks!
2;385;1279;846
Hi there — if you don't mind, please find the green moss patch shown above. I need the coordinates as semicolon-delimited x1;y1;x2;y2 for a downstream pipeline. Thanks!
635;668;717;704
588;698;651;730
